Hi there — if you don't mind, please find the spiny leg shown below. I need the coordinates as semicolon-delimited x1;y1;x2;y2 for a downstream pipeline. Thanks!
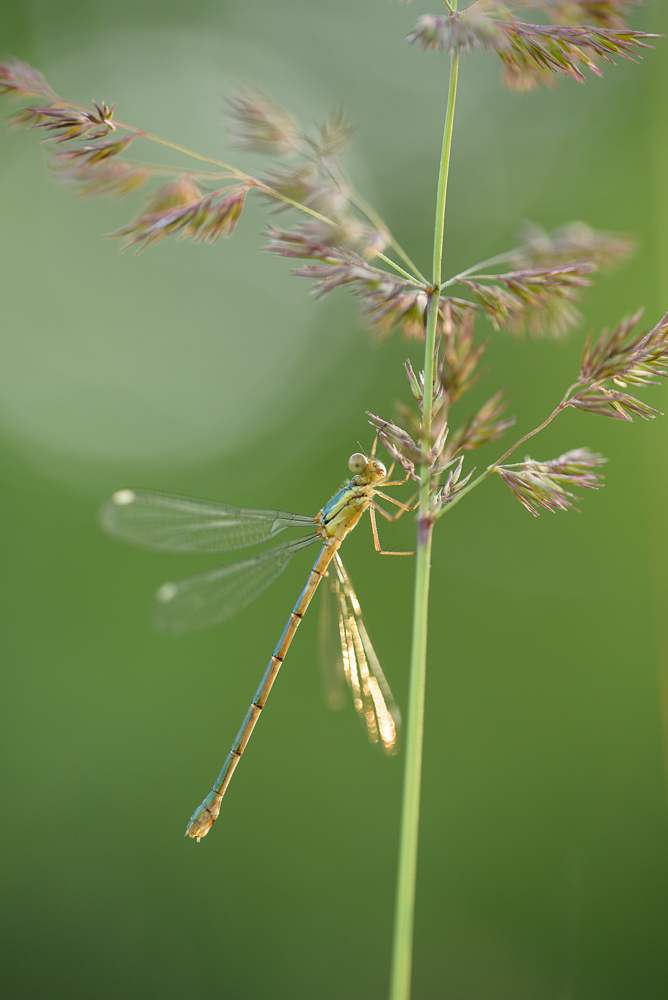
374;491;417;518
369;504;414;556
380;464;412;489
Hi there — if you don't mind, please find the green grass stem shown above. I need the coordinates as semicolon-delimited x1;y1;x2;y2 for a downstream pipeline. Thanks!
389;44;460;1000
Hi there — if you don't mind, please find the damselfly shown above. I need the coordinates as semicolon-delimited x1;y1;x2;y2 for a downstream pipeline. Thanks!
101;445;411;840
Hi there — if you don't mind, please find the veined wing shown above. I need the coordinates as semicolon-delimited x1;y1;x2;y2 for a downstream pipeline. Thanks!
100;488;316;554
322;553;400;756
154;534;319;634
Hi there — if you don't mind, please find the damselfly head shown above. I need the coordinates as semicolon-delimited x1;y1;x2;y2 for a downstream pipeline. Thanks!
348;452;386;482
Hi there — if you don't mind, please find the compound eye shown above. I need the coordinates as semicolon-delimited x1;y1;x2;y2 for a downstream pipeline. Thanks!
348;453;368;475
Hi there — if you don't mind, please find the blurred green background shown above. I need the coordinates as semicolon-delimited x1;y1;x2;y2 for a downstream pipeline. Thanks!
2;2;668;998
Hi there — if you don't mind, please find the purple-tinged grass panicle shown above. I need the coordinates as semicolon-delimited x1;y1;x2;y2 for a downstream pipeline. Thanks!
290;251;430;340
189;187;250;242
448;391;515;456
456;279;526;332
370;290;476;343
436;299;483;337
309;108;356;160
369;345;453;477
110;202;204;252
260;164;350;218
0;61;381;266
393;350;450;461
259;162;322;209
0;58;58;101
361;284;432;342
567;386;662;421
140;177;205;214
371;401;451;478
230;95;369;253
510;220;635;271
263;224;352;261
281;240;484;340
497;21;657;90
109;179;253;251
435;456;475;510
49;156;154;199
563;310;668;419
367;413;423;478
265;217;388;259
495;448;606;515
403;352;447;412
457;263;594;337
404;358;424;404
405;13;449;52
579;310;668;386
405;5;658;91
227;87;302;156
440;313;487;406
512;1;643;31
406;11;510;54
367;331;513;486
52;134;135;166
20;101;117;141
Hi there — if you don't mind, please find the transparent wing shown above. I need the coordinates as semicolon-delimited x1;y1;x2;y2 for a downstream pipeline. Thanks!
318;569;348;712
154;535;318;634
320;552;400;756
100;488;316;554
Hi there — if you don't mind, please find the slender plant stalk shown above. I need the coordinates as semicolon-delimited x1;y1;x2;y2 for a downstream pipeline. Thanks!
389;43;460;1000
373;252;426;285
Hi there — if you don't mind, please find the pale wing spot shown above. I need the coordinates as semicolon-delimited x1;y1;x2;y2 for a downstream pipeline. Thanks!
112;489;136;506
157;581;179;604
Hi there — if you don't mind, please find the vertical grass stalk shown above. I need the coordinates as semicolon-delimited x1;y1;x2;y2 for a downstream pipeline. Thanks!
389;45;460;1000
